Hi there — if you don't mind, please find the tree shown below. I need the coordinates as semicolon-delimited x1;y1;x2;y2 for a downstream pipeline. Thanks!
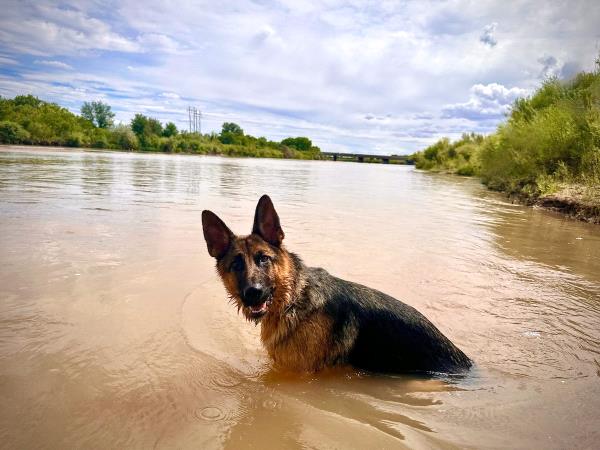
221;122;243;135
219;122;244;145
281;136;312;151
13;95;42;108
130;113;149;138
81;101;115;128
147;117;163;136
163;122;178;137
130;113;164;150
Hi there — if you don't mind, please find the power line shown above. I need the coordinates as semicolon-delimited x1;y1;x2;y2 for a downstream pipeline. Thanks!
188;106;202;134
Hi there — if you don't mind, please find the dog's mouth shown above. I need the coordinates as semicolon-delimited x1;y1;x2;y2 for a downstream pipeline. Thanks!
246;297;273;320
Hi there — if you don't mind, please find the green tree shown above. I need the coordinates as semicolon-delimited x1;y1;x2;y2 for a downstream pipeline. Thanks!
130;113;149;138
163;122;178;137
13;95;42;107
148;117;163;136
219;122;245;145
81;101;115;128
281;137;312;151
221;122;244;135
130;113;163;150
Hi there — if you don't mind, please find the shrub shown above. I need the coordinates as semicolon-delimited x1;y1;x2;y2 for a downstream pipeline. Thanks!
159;137;175;152
0;121;30;144
64;132;88;148
109;125;138;150
92;130;109;149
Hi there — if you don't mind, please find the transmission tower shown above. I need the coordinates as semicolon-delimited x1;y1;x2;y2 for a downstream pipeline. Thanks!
188;106;202;134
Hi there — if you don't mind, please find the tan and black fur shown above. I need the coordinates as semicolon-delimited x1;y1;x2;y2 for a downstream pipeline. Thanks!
202;195;472;374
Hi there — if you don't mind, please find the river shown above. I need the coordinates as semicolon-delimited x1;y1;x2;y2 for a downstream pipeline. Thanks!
1;146;599;449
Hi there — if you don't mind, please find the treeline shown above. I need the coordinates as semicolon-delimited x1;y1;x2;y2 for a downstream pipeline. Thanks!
0;95;322;160
413;60;600;202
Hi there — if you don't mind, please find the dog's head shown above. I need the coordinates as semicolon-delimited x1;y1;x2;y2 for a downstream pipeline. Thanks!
202;195;293;323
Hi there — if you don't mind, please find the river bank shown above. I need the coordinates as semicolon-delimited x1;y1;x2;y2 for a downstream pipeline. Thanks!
421;167;600;224
523;185;600;224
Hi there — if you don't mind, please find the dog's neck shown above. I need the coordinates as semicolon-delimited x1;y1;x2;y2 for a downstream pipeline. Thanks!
260;250;309;347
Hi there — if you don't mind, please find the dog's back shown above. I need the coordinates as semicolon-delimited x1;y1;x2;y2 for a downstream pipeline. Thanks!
307;268;472;373
275;265;472;374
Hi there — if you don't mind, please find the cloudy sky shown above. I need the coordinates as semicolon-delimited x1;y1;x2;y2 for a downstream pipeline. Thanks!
1;0;599;154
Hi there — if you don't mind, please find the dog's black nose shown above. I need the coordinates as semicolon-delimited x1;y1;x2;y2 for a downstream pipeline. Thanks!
243;286;265;305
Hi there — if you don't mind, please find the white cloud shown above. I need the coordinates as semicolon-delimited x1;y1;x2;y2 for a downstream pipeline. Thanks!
442;83;529;120
33;59;73;70
137;33;182;53
0;3;140;55
0;55;18;65
160;92;180;99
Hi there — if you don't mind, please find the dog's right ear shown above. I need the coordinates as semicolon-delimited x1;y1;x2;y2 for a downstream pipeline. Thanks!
252;195;284;247
202;210;233;259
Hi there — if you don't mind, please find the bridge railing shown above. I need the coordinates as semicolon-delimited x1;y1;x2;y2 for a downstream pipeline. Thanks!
321;152;413;164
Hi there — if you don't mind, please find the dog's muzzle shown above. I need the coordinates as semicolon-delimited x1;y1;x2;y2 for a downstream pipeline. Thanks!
242;285;273;318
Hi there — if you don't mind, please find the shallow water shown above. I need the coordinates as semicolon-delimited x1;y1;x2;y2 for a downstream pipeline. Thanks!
1;146;599;449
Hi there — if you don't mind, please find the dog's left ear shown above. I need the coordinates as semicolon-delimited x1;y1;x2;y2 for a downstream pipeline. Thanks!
252;195;284;247
202;210;233;259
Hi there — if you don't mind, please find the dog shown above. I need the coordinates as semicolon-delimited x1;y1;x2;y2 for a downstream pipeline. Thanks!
202;195;472;374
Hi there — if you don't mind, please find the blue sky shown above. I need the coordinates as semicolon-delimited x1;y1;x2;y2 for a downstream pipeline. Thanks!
1;0;599;154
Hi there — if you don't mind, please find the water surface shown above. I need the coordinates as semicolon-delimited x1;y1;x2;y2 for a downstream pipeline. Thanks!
1;146;599;449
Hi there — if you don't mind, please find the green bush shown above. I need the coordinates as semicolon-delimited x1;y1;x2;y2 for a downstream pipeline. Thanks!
413;134;483;174
91;130;109;149
159;137;175;152
456;164;475;176
64;131;88;148
0;121;30;144
109;125;138;150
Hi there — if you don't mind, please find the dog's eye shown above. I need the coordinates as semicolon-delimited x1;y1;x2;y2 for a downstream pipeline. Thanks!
230;255;245;272
256;253;271;265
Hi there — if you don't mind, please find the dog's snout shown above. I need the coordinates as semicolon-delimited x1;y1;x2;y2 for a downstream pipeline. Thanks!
243;286;265;305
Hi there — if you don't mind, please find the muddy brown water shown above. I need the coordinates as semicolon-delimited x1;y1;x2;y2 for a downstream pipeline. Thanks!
1;146;599;449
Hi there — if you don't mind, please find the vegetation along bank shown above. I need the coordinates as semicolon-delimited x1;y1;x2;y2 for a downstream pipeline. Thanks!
0;95;322;160
412;60;600;223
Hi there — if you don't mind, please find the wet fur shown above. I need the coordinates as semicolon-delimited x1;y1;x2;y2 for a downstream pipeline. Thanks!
203;196;472;374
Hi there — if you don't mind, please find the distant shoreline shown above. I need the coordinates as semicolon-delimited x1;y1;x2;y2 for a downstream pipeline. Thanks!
0;144;410;165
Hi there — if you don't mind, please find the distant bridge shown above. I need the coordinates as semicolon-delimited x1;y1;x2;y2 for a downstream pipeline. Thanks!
321;152;413;164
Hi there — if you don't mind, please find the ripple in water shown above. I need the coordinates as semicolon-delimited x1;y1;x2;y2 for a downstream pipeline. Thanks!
195;406;225;422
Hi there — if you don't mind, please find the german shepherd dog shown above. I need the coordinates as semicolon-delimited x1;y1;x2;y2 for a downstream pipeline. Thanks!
202;195;471;374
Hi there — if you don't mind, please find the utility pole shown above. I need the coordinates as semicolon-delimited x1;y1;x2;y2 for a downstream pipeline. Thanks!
195;109;202;135
187;106;202;134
